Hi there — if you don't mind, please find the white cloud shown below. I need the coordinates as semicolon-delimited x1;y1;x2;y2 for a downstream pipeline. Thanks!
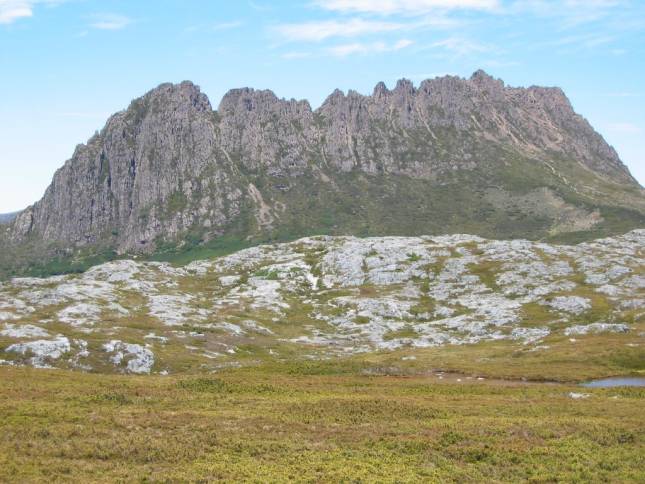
394;38;414;48
0;0;64;24
549;33;614;47
274;14;457;43
90;13;131;30
534;32;616;53
314;0;500;15
328;42;375;56
275;18;405;42
327;38;414;56
510;0;625;27
0;0;32;24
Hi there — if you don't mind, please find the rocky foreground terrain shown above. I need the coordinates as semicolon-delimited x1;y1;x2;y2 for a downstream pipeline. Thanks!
1;230;642;374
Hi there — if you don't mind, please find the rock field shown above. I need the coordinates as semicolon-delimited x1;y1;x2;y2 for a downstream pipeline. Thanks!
0;230;643;373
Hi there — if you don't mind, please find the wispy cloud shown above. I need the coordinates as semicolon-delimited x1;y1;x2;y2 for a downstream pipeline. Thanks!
275;18;405;42
535;32;616;53
274;13;459;43
314;0;500;15
90;13;131;31
327;38;413;56
0;0;32;24
0;0;63;25
510;0;625;28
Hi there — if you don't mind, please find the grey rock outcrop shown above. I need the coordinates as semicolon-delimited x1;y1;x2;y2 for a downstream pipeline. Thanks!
1;230;643;372
11;82;244;252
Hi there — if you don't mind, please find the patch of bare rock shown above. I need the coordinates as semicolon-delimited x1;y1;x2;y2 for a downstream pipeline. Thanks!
0;229;643;372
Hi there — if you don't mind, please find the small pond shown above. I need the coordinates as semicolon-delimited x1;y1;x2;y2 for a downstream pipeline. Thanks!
581;377;645;388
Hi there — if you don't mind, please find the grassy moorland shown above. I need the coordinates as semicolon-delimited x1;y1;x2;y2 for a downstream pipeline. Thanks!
0;228;643;481
0;357;643;482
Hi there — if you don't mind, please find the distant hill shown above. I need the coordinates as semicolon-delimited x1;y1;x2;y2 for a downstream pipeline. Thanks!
0;212;18;225
1;70;643;278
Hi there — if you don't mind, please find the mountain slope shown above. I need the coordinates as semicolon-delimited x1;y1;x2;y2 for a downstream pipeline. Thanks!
1;71;644;278
0;231;643;375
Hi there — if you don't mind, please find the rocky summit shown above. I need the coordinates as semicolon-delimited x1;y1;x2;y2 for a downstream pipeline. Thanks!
1;71;644;278
0;230;642;374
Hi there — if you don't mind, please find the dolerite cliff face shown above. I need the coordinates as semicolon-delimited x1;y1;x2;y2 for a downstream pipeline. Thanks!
11;83;241;251
2;71;644;277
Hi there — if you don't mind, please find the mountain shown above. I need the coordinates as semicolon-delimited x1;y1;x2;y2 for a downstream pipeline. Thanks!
1;70;644;278
0;230;643;374
0;212;18;225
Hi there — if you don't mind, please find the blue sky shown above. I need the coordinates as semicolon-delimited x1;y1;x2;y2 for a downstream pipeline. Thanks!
1;0;644;212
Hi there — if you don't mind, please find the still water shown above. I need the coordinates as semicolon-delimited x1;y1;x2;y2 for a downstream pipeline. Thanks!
581;377;645;388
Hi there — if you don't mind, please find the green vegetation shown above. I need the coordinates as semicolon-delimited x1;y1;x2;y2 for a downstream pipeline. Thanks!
0;363;642;482
254;267;279;279
164;190;188;217
0;243;119;279
467;259;503;290
383;326;419;340
150;232;253;265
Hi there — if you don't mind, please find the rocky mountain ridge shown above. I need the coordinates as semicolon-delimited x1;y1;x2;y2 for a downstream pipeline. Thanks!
2;70;644;278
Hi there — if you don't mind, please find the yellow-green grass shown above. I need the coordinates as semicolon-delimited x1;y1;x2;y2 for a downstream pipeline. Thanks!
359;334;644;382
0;364;643;482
